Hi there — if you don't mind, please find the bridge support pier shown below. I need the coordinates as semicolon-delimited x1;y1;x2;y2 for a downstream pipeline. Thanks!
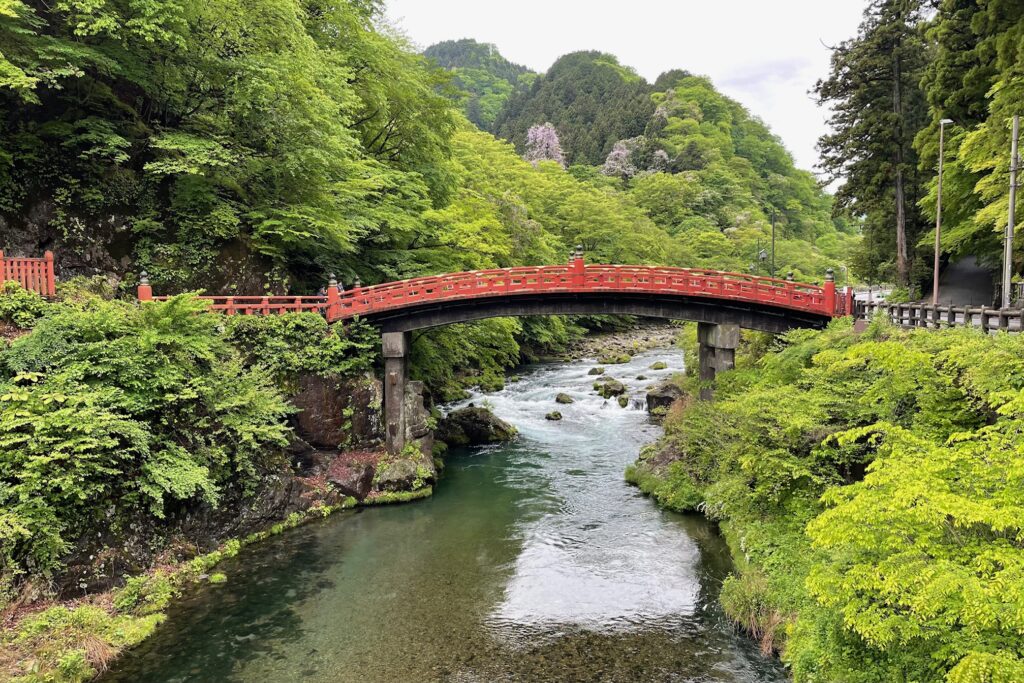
382;331;411;454
697;322;739;400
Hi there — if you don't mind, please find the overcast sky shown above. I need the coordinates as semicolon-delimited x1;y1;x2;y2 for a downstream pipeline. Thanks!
384;0;868;175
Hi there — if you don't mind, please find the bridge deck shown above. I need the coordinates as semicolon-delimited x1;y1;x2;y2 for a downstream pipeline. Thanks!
139;261;852;323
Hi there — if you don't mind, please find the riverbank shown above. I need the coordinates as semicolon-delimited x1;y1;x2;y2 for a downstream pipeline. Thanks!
624;319;1024;682
0;312;675;682
99;345;785;683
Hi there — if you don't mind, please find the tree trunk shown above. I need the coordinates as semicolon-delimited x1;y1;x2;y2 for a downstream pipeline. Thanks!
893;50;909;286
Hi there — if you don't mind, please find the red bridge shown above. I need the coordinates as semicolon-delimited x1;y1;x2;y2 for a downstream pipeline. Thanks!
138;254;852;327
137;251;852;453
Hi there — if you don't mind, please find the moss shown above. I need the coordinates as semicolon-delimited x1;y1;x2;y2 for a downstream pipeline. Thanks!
649;361;668;370
361;487;433;505
598;352;631;364
5;605;163;683
624;462;702;513
207;573;227;584
617;396;629;408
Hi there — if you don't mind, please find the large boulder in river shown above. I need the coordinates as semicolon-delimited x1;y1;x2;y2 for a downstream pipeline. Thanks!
646;381;685;414
436;406;517;447
555;392;574;404
594;377;626;398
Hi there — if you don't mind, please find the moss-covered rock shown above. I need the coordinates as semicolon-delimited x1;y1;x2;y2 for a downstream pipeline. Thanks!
617;396;629;408
436;406;517;447
649;361;668;370
555;392;575;404
545;411;563;421
588;366;605;375
593;377;626;398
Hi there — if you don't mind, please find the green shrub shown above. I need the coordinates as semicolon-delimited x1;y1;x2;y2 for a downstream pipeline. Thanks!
0;295;291;581
0;282;49;328
224;313;377;387
632;319;1024;681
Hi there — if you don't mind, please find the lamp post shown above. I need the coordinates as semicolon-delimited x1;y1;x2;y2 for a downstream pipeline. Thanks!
1004;115;1020;308
933;118;953;306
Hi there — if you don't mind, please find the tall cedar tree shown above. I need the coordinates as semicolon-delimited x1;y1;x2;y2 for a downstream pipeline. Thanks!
816;0;930;286
916;0;1024;272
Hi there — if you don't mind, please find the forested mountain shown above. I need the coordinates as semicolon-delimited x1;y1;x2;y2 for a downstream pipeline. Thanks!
423;39;535;129
494;51;655;166
429;45;858;280
817;0;1024;294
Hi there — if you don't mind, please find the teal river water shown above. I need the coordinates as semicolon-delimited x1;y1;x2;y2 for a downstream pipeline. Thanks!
102;348;786;682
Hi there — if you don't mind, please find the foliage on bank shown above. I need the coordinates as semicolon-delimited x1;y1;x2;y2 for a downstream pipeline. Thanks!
0;285;378;603
629;320;1024;682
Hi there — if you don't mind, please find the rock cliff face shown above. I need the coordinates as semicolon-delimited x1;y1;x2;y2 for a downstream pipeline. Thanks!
0;206;278;293
56;371;438;598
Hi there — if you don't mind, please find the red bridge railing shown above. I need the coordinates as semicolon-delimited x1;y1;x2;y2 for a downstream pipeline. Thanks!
0;251;56;297
138;255;853;321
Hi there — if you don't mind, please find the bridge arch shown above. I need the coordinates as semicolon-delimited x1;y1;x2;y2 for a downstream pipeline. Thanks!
138;255;851;453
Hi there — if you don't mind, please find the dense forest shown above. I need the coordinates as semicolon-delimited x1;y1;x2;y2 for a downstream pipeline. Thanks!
434;43;859;280
817;0;1024;294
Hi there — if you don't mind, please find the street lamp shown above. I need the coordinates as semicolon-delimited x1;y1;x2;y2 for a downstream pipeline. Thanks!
934;118;953;307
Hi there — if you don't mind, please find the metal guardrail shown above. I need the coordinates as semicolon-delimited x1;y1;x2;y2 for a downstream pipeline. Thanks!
856;300;1024;332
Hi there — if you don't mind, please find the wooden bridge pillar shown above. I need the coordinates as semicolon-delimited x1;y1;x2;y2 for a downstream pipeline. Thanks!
697;322;739;400
382;331;411;454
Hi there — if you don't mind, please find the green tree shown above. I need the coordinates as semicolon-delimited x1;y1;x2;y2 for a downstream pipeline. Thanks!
815;0;930;286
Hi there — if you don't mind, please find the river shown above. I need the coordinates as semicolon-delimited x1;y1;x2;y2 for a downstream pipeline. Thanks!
103;347;786;682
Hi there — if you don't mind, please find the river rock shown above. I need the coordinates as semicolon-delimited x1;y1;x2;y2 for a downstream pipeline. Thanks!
649;361;668;370
326;460;374;500
599;351;632;365
594;377;626;398
588;367;605;375
646;381;685;414
372;447;435;492
546;411;563;421
436;406;517;447
555;393;574;404
617;396;629;408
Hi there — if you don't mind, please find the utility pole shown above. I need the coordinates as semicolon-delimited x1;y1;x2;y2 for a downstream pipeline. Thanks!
770;209;776;279
1004;115;1020;308
933;119;952;306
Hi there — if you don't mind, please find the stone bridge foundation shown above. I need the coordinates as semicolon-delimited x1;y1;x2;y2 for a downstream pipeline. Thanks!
697;322;739;400
382;331;410;454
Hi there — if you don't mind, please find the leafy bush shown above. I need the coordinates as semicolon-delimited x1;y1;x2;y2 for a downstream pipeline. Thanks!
0;282;48;328
0;295;291;581
632;319;1024;681
224;313;378;388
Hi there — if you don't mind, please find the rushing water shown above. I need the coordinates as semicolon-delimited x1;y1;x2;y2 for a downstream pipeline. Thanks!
103;348;786;683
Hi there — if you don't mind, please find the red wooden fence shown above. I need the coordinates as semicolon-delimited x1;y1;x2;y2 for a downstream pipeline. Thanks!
139;258;853;321
0;251;56;297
